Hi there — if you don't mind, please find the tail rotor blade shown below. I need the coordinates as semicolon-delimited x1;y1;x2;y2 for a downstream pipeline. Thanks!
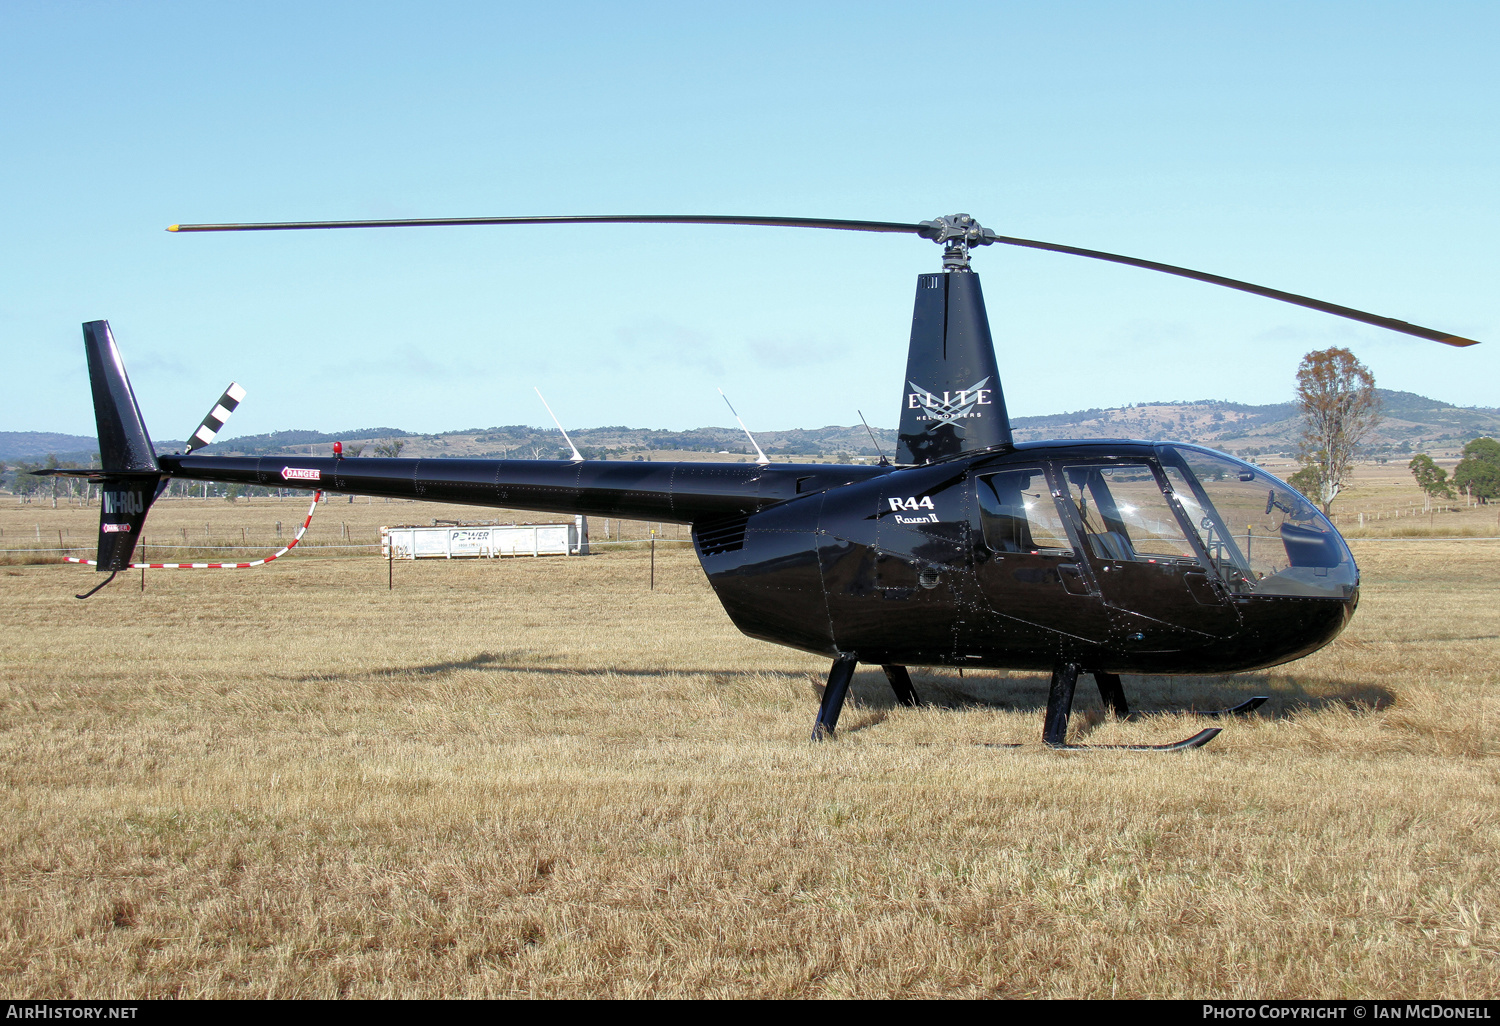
184;382;246;454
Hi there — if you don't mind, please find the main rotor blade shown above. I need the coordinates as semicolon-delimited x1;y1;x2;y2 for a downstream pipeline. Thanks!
166;213;1478;347
988;233;1479;347
167;214;924;235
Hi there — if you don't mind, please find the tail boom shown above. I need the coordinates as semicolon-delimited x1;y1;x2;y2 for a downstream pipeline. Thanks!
156;453;890;524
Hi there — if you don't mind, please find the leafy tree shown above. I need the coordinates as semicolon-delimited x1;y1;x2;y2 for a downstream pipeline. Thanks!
1287;464;1321;501
1408;453;1454;501
1452;437;1500;503
1293;347;1380;514
373;438;406;458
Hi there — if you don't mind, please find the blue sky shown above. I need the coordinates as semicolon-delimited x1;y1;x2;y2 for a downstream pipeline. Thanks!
2;1;1495;440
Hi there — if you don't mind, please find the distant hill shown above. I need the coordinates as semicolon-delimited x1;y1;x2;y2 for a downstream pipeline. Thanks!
0;431;100;462
197;423;892;461
196;388;1500;461
183;428;409;457
1009;389;1500;456
7;389;1496;464
0;432;186;464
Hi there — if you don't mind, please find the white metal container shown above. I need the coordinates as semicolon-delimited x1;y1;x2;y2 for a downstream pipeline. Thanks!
382;516;588;559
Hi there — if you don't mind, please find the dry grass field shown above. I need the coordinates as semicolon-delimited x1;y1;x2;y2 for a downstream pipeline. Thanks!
0;495;1496;998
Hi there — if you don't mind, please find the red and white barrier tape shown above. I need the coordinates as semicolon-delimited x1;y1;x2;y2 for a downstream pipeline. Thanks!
65;491;323;569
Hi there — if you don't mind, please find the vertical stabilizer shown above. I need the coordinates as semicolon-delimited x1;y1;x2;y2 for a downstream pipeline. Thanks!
82;321;162;570
85;320;159;472
896;272;1012;464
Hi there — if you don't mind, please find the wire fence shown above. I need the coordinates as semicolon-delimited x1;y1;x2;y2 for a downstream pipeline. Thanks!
0;518;690;564
0;541;384;565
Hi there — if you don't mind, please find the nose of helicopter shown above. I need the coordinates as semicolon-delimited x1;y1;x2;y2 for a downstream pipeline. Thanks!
1234;589;1359;669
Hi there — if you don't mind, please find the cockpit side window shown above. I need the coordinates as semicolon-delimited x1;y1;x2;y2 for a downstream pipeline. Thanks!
1058;462;1196;563
976;468;1072;555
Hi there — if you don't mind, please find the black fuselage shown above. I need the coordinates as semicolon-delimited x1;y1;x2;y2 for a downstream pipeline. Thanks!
159;439;1356;677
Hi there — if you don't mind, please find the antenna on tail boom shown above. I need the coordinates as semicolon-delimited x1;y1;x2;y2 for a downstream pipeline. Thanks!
858;411;890;467
534;387;584;462
719;389;770;466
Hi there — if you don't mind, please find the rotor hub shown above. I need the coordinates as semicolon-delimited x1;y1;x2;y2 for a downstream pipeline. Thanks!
917;213;999;271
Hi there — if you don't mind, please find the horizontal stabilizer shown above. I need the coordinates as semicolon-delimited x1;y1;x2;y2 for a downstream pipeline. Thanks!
29;467;157;479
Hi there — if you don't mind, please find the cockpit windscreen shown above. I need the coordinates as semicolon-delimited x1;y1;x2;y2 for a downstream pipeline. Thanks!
1155;445;1358;599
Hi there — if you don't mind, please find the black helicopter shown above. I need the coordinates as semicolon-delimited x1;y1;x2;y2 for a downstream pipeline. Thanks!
49;213;1478;750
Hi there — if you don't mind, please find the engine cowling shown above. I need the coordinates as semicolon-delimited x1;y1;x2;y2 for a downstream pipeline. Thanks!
692;464;977;662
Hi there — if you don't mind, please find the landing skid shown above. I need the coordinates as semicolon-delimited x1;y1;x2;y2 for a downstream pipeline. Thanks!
1048;727;1222;751
807;659;1244;752
1196;696;1268;719
980;726;1222;751
1042;665;1232;752
1089;673;1266;724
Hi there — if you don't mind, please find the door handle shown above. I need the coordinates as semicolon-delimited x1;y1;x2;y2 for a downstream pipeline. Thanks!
1058;563;1095;596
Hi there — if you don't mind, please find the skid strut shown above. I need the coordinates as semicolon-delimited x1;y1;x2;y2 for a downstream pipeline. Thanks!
812;655;858;741
1043;663;1080;746
883;665;922;708
1094;671;1129;718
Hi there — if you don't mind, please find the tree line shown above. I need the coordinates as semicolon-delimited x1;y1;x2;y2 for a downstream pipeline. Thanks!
1409;440;1500;504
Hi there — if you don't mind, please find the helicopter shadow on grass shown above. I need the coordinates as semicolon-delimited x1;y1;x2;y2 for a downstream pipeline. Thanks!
356;651;824;681
839;668;1396;739
334;655;1394;740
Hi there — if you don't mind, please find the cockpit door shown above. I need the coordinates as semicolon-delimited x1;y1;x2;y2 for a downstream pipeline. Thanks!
1053;461;1240;644
970;465;1111;646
